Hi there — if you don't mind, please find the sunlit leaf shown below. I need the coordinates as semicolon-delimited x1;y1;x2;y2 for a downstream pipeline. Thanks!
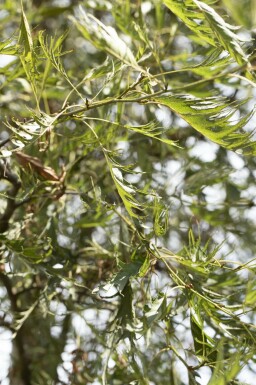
70;6;140;69
18;3;38;104
153;95;256;154
163;0;248;64
106;156;145;218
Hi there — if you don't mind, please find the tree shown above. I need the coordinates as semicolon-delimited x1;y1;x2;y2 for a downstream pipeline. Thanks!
1;0;256;384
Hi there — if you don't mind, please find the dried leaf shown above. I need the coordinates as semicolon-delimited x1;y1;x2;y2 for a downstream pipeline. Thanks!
15;151;60;181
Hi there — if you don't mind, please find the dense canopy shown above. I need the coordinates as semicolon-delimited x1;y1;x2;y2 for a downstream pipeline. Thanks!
1;1;256;384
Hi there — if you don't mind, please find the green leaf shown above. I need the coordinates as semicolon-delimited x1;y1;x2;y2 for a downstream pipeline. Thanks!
70;6;140;69
189;48;232;78
106;156;145;219
153;95;256;154
194;0;248;65
18;2;38;105
103;261;142;294
18;2;33;60
144;293;167;327
207;341;253;385
163;0;248;64
124;121;179;147
4;236;52;264
190;310;211;359
153;197;169;236
0;37;20;55
138;252;151;277
38;5;72;17
75;199;113;229
116;282;135;327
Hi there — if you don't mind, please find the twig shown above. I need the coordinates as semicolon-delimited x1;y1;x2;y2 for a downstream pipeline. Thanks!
59;88;169;120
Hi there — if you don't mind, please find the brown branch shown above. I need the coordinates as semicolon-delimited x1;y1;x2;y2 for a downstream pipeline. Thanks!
47;312;71;385
0;272;32;385
0;160;21;233
0;137;11;148
13;332;32;385
0;272;18;311
0;317;13;331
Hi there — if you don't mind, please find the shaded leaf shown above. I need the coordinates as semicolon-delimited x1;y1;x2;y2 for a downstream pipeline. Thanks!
144;293;167;327
98;261;142;297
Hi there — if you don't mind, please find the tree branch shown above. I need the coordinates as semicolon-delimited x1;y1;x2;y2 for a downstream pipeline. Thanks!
0;272;32;385
0;160;21;233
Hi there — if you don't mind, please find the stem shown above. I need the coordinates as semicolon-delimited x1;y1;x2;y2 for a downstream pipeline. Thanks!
58;89;168;120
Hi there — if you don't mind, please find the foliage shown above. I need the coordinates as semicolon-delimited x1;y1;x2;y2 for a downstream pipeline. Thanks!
0;1;256;384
